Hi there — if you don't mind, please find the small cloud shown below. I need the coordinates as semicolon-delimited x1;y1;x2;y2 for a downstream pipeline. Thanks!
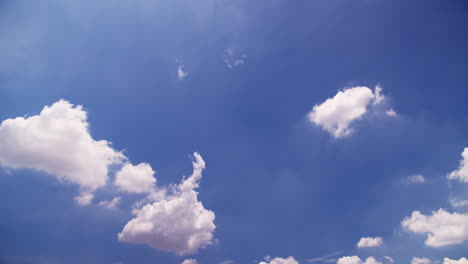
225;49;246;68
411;258;432;264
357;236;383;248
386;109;397;117
219;260;235;264
450;198;468;208
181;259;198;264
74;192;94;206
407;174;425;184
384;257;394;263
177;65;188;80
98;196;121;209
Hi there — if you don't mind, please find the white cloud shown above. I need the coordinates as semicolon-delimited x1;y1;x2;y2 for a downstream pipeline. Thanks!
308;86;387;138
357;236;383;248
407;175;425;184
98;196;121;209
385;109;397;117
0;100;125;204
337;256;381;264
118;153;216;255
448;148;468;182
411;258;432;264
450;199;468;208
259;256;298;264
74;192;95;206
384;257;394;263
178;65;188;80
444;258;468;264
114;163;156;193
401;209;468;247
225;49;246;68
182;259;198;264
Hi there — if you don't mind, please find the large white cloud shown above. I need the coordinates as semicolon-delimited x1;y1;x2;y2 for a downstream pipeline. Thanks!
259;256;299;264
0;100;125;203
308;86;388;138
448;148;468;182
444;258;468;264
118;153;216;255
401;209;468;247
114;162;156;193
337;256;381;264
356;236;383;248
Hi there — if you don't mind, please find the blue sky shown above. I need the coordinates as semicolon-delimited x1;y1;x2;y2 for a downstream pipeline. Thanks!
1;0;468;264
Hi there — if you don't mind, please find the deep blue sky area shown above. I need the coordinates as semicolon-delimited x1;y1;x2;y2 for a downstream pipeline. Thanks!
1;0;468;263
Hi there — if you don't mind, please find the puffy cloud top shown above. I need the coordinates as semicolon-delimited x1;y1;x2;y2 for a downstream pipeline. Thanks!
448;148;468;182
401;209;468;247
114;162;156;193
308;86;387;138
259;256;299;264
337;256;381;264
357;237;383;248
0;100;124;203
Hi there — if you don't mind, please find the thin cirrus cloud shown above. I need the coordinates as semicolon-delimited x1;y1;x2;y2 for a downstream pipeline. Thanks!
118;153;216;256
448;147;468;183
337;256;382;264
401;209;468;247
307;85;395;138
259;256;298;264
356;236;383;248
0;100;125;205
182;259;198;264
407;174;425;184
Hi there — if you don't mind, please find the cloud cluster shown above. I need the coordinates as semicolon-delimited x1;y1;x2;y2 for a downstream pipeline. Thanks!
356;237;383;248
308;86;393;138
118;153;216;255
401;209;468;247
444;258;468;264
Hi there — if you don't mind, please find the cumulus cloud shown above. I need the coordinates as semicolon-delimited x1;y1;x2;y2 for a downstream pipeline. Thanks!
407;175;425;184
74;192;95;206
448;148;468;182
259;256;298;264
114;163;156;193
182;259;198;264
178;65;188;80
0;100;125;204
444;258;468;264
118;153;216;255
401;209;468;247
98;196;121;209
411;258;432;264
308;86;388;138
357;237;383;248
337;256;381;264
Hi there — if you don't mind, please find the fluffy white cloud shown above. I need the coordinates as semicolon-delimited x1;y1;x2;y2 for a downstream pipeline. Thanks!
118;153;216;255
411;257;432;264
337;256;381;264
444;258;468;264
98;196;121;209
114;163;156;193
357;236;383;248
0;100;125;204
74;192;95;206
178;65;188;80
182;259;198;264
259;256;298;264
308;86;386;138
407;175;425;184
448;148;468;182
401;209;468;247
